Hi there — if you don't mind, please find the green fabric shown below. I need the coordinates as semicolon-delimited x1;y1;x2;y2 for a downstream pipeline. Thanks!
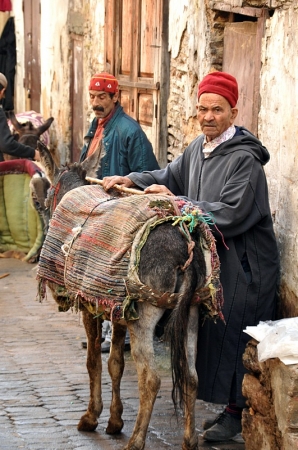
0;173;44;260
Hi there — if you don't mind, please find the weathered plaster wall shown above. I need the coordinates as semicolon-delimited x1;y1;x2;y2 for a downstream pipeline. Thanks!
167;0;210;160
167;0;298;316
10;0;25;111
40;2;71;159
11;0;105;162
258;2;298;316
12;0;70;160
79;0;105;130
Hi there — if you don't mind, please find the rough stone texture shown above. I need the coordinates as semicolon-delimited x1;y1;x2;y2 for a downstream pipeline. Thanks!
258;1;298;317
242;340;298;449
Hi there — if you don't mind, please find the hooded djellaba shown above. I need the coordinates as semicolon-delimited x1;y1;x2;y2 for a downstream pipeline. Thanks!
100;70;280;443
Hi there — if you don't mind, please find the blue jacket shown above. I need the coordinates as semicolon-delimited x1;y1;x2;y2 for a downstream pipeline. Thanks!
79;103;159;178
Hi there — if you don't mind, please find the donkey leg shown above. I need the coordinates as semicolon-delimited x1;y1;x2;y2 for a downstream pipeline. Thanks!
106;321;126;434
182;306;199;450
77;309;103;431
124;304;164;450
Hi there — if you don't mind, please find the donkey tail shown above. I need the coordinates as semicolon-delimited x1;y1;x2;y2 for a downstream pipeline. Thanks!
165;264;198;414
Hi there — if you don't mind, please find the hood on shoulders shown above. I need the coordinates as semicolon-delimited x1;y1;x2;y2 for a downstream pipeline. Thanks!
211;126;270;166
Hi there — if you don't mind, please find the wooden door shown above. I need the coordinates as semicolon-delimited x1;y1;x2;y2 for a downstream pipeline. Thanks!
23;0;41;112
105;0;169;166
222;13;267;136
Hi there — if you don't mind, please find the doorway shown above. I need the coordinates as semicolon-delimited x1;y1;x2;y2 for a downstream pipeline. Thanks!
105;0;169;166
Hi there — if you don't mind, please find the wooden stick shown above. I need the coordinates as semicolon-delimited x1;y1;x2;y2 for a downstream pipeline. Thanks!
85;177;144;195
0;273;9;279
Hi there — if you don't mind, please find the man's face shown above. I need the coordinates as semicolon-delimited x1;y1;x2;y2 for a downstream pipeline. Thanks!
89;90;119;119
196;93;238;141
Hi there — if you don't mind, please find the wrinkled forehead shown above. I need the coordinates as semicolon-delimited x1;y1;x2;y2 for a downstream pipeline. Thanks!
89;90;109;96
198;92;231;108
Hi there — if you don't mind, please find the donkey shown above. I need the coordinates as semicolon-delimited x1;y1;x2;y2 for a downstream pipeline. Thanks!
36;141;222;450
2;111;54;162
6;111;55;233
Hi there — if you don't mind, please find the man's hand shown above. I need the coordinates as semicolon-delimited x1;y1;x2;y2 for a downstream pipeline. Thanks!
144;184;174;196
102;176;134;191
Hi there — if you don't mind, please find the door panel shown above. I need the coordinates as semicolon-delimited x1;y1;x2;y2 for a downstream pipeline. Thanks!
223;22;258;134
140;0;157;77
105;0;168;165
23;0;41;112
120;0;133;76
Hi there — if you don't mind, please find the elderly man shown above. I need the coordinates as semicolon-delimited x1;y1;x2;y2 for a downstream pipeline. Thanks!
80;72;160;352
102;71;279;442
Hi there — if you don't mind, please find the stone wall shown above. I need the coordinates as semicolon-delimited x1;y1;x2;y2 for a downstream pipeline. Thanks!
258;1;298;317
167;0;210;160
242;340;298;449
167;0;298;316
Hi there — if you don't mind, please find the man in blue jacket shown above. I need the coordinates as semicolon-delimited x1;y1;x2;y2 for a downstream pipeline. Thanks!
79;72;159;178
80;72;160;352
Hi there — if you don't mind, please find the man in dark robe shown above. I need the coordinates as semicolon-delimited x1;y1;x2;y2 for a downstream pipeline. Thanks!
101;71;279;443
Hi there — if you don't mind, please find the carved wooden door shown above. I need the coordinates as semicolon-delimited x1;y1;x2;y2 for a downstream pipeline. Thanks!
105;0;169;166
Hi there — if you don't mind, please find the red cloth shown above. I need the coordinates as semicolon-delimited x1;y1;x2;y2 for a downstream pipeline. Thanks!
0;0;12;11
87;107;115;157
89;73;119;93
0;159;42;177
198;71;238;107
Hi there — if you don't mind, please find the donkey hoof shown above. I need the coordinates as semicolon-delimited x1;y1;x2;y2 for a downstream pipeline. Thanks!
182;438;198;450
77;413;98;432
106;418;124;434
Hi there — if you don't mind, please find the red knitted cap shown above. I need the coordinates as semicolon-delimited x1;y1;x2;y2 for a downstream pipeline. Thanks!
89;73;119;94
198;72;238;107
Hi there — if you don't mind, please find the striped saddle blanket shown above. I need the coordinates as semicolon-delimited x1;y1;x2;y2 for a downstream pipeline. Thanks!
37;185;223;321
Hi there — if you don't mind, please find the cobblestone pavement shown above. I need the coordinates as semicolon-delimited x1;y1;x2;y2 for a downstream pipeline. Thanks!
0;259;245;450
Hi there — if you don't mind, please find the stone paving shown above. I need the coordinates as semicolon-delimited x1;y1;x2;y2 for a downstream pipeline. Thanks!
0;258;245;450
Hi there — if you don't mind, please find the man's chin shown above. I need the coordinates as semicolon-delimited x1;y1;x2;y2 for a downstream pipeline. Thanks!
94;112;105;119
203;129;218;140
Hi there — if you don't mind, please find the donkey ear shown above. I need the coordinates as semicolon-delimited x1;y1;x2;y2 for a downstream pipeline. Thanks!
36;117;54;136
8;111;23;132
37;141;59;184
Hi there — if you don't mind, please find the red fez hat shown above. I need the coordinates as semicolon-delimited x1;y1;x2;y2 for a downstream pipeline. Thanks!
198;71;238;107
89;72;119;94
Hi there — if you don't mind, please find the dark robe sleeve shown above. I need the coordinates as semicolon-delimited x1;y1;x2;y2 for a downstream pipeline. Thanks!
0;107;35;160
195;160;267;237
128;153;185;195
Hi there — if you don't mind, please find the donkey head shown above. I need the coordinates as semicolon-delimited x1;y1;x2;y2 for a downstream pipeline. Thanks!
8;111;54;150
37;141;89;217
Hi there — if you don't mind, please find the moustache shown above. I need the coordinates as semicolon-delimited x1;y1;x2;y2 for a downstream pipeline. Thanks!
202;122;216;127
93;106;105;112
